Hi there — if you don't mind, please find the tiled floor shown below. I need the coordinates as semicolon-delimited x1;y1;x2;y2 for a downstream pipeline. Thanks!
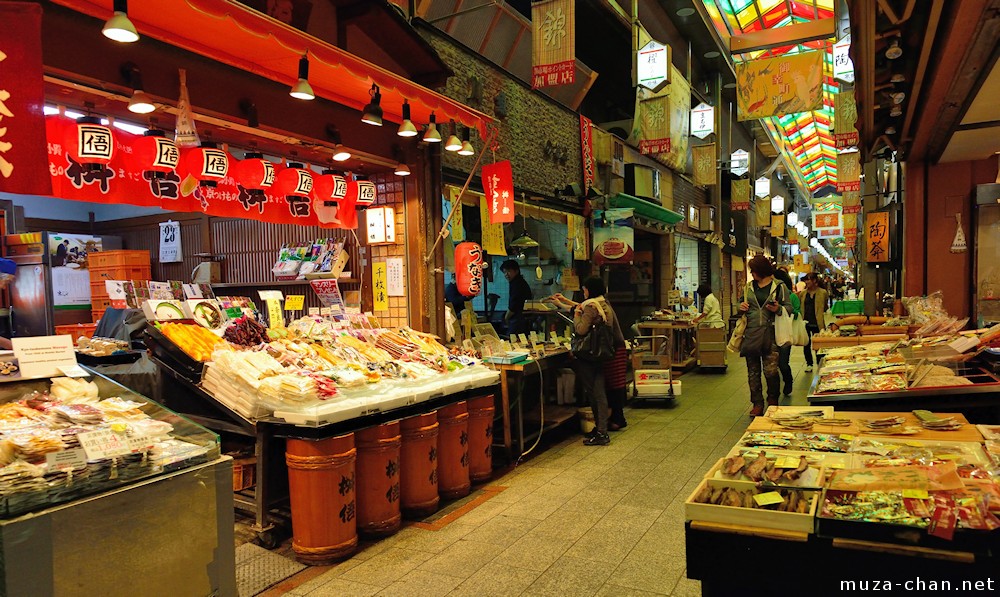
279;351;815;596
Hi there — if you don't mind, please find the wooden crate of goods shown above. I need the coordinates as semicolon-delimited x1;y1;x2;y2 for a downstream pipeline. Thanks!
685;475;819;533
88;250;151;268
860;325;908;336
89;264;152;283
54;323;98;339
704;454;824;488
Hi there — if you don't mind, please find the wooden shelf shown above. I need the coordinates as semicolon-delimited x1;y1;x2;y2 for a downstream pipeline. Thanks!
212;279;360;288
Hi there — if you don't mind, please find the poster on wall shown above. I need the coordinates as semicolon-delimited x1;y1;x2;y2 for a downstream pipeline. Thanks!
159;221;183;263
531;0;575;88
736;51;824;121
48;233;102;307
592;208;634;265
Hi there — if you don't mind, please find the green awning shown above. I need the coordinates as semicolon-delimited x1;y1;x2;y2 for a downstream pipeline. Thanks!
607;193;684;226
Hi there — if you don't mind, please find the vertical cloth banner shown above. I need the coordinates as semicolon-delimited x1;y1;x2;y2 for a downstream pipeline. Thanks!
567;213;588;261
735;51;824;120
531;0;575;89
836;152;861;192
446;185;466;242
482;160;514;224
771;215;785;237
693;144;716;186
842;190;861;214
731;179;751;210
635;92;671;155
372;261;388;311
866;211;890;263
580;114;595;194
478;192;506;256
631;64;689;169
756;199;771;227
0;2;51;195
834;91;859;149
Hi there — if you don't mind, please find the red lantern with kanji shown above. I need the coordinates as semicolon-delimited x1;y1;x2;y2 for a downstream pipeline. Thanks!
273;163;315;198
180;143;229;187
311;169;347;227
455;242;487;298
130;130;179;179
347;178;377;209
338;188;359;230
233;152;275;194
63;116;115;170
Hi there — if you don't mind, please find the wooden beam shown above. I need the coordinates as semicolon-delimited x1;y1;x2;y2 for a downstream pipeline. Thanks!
876;0;901;24
900;0;943;152
729;19;835;54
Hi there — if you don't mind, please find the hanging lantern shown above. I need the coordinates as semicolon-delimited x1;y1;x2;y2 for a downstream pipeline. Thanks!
180;143;229;187
273;163;315;198
455;242;486;297
130;130;179;179
347;177;377;209
233;152;275;194
63;116;115;170
312;169;348;227
338;186;359;230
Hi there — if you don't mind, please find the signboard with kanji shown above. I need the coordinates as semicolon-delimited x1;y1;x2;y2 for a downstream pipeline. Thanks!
690;102;714;139
637;39;670;92
866;211;890;263
531;0;575;89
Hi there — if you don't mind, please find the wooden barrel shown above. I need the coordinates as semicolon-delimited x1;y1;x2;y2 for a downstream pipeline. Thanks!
285;433;357;565
355;421;402;537
399;411;439;518
437;401;471;500
467;394;495;483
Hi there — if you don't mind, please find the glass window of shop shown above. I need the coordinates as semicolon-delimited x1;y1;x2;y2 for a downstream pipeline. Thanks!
674;236;701;307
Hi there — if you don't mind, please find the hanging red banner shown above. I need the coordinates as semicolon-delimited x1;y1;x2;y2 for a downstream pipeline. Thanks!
482;160;515;224
0;3;52;196
44;116;340;228
580;114;594;195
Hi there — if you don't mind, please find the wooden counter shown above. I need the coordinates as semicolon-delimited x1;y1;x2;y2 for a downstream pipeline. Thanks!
749;409;984;442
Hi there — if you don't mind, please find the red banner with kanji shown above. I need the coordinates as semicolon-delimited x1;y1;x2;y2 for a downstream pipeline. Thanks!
0;3;52;196
580;114;594;194
45;116;344;228
482;160;514;224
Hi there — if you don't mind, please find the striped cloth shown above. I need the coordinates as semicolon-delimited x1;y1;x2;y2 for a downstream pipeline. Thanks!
604;345;628;390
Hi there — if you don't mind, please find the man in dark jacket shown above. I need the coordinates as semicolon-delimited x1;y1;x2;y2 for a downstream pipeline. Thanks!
499;260;532;336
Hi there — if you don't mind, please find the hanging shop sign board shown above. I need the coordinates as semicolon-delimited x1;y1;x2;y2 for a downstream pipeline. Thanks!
478;192;506;256
446;185;466;242
692;143;716;186
372;262;388;312
531;0;575;89
730;149;749;177
720;202;747;255
636;93;671;155
0;3;51;196
836;152;861;192
833;36;855;84
482;160;515;224
731;179;751;211
771;215;785;237
755;177;770;198
843;190;862;214
735;51;824;120
866;211;890;263
158;221;183;263
813;211;842;230
834;91;859;149
637;39;670;92
309;279;346;320
580;115;595;194
592;208;635;265
631;64;689;169
690;103;714;139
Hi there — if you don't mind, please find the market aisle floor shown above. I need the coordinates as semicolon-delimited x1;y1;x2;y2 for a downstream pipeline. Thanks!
270;351;816;597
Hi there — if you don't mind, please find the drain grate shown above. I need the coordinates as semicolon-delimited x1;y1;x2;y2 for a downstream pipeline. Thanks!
235;543;305;597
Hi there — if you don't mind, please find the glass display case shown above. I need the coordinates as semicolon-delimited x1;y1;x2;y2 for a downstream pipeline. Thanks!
975;184;1000;326
0;369;220;519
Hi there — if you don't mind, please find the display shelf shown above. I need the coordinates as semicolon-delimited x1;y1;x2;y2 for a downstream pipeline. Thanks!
211;279;359;288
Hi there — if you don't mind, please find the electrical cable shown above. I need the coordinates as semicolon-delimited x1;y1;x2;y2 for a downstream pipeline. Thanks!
514;357;545;466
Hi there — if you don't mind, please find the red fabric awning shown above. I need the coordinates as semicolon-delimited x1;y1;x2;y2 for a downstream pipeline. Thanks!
53;0;493;136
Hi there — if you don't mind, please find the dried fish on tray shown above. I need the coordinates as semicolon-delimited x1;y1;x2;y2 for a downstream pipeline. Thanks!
740;431;852;453
707;455;823;488
685;477;819;533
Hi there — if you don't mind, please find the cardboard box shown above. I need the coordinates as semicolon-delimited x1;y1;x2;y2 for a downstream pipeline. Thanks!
699;351;726;367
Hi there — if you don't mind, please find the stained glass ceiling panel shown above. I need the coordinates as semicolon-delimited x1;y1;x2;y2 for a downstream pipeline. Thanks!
703;0;841;194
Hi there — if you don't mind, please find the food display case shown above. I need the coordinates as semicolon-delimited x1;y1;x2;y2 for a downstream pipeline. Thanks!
975;183;1000;326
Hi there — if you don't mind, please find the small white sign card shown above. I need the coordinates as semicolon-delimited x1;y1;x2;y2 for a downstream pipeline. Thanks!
12;336;78;380
159;220;183;263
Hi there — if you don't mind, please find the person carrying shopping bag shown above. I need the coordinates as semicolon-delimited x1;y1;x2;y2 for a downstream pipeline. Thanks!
740;256;793;417
773;268;800;396
797;272;829;372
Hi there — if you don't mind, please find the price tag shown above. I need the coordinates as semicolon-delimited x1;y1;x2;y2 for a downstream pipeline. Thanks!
563;342;572;351
550;331;559;342
225;307;243;319
308;307;320;316
126;434;154;452
258;290;284;302
753;491;785;506
827;462;845;469
77;429;130;460
937;453;964;460
517;334;528;345
902;489;929;499
904;441;923;448
320;307;332;317
266;299;284;329
775;456;801;469
46;448;88;470
284;295;305;311
840;434;855;441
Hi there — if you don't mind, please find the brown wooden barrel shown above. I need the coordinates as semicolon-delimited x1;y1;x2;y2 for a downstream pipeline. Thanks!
355;421;402;537
285;433;357;565
467;394;495;483
399;411;439;518
437;401;471;500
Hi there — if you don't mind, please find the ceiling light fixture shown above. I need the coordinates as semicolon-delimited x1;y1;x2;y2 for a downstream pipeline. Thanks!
103;0;139;43
397;100;418;137
885;126;897;135
458;127;475;156
723;82;736;89
361;83;383;126
393;147;410;176
444;121;462;152
704;51;721;59
676;7;696;17
422;112;441;143
122;63;154;114
510;232;539;248
890;73;905;83
885;38;903;60
289;54;315;100
890;105;902;117
328;128;351;161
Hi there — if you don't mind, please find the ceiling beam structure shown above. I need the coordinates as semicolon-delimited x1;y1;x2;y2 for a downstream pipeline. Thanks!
729;18;836;54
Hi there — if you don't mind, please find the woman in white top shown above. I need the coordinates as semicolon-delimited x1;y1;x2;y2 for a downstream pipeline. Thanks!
693;283;724;328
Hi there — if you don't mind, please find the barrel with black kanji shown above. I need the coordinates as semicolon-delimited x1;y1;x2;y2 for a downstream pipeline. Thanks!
436;401;471;500
355;421;402;537
467;394;495;483
285;433;357;564
399;410;440;518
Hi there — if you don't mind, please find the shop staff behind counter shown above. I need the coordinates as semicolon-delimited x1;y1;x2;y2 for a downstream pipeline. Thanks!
500;260;532;336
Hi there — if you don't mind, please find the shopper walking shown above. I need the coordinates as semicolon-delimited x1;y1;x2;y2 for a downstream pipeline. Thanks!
773;268;800;396
739;256;792;416
797;272;829;372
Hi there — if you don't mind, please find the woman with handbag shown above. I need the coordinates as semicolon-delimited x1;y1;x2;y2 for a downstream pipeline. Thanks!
550;277;625;445
740;256;793;416
773;268;800;396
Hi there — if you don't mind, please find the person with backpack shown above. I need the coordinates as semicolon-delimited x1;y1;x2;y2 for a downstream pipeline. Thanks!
739;256;793;416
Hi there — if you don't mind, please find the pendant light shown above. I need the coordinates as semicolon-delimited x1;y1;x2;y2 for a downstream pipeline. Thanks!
361;83;383;126
290;54;315;100
422;113;441;143
393;147;410;176
397;100;418;137
458;127;475;156
103;0;139;43
328;128;351;161
444;121;462;152
122;63;155;114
